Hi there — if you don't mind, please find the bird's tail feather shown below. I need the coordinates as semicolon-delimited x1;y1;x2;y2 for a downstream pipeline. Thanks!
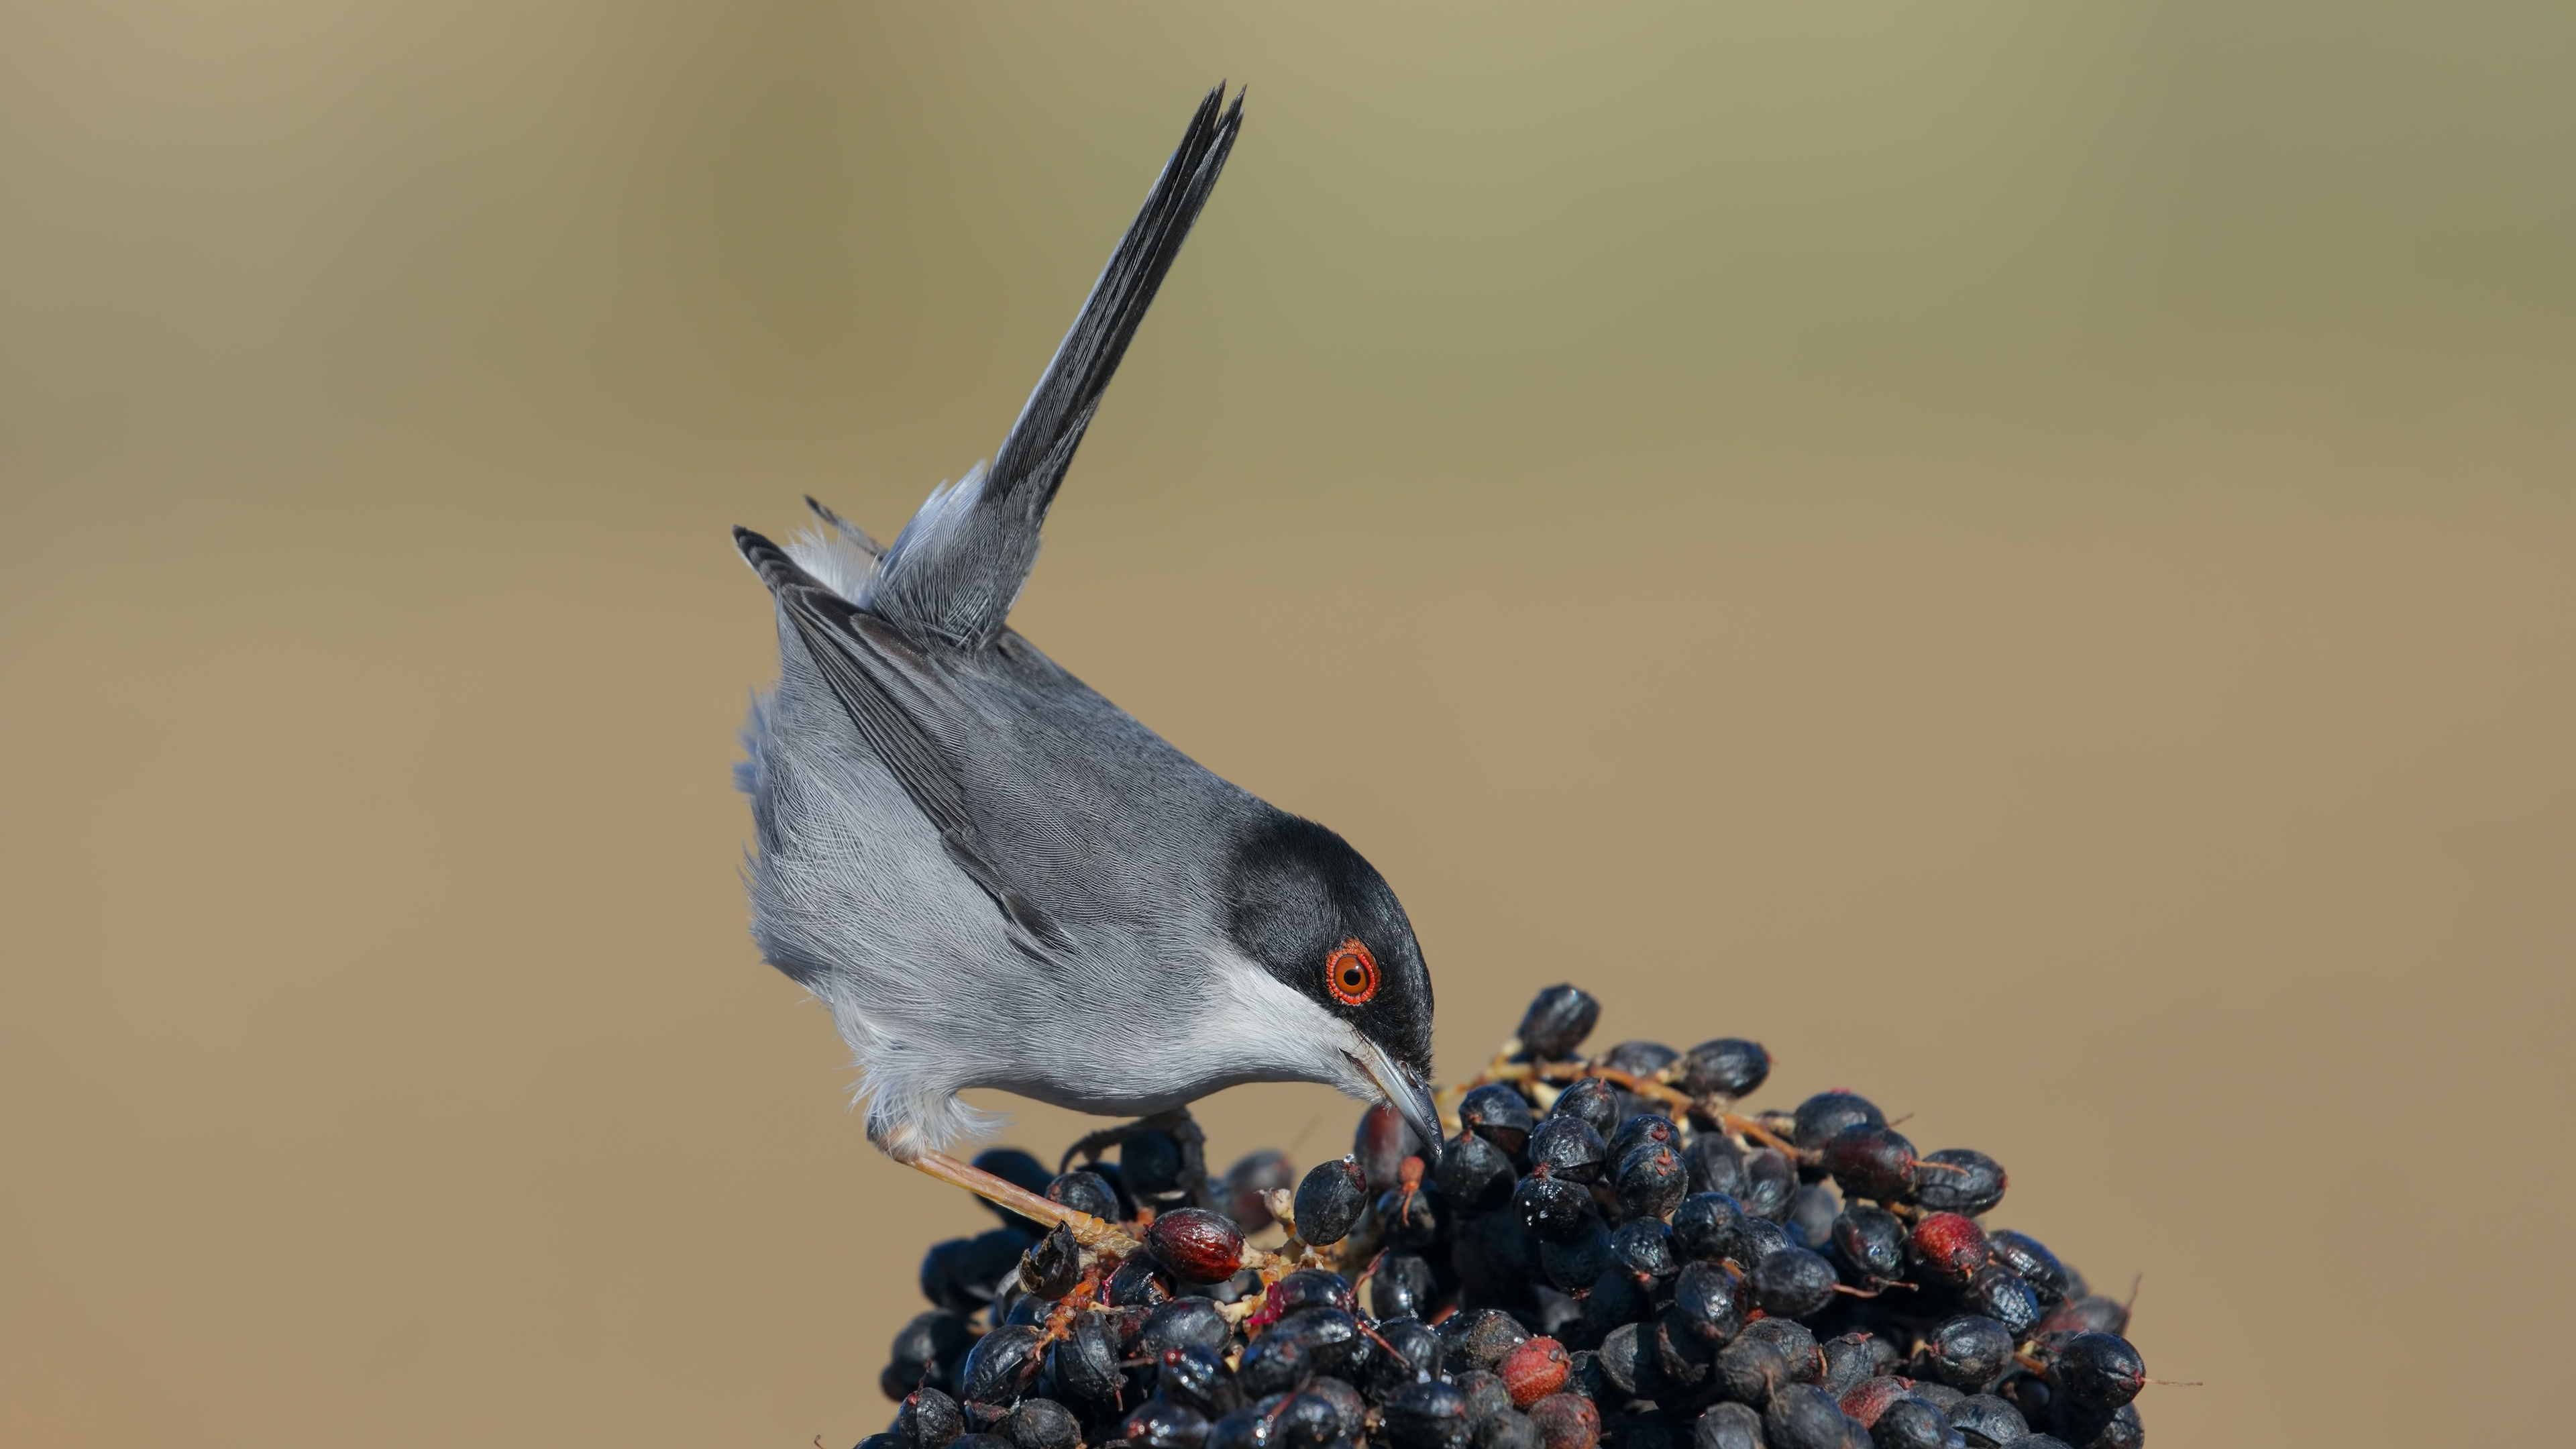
865;83;1245;651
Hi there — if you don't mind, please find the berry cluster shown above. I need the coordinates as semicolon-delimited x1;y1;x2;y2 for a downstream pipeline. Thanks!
865;985;2153;1449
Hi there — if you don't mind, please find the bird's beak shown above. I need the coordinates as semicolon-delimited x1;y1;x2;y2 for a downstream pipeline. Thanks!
1355;1039;1444;1171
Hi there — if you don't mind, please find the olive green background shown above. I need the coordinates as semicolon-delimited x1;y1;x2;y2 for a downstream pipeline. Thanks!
3;4;2569;1446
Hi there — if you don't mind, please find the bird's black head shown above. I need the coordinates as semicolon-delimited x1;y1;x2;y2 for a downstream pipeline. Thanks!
1223;811;1435;1089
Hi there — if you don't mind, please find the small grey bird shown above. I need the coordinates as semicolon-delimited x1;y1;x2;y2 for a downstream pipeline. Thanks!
731;87;1439;1167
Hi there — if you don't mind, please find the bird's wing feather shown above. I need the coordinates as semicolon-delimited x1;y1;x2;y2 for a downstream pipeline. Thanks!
735;526;1067;953
863;84;1244;652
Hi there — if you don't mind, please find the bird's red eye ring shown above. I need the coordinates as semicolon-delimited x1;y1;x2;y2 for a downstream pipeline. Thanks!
1326;939;1379;1007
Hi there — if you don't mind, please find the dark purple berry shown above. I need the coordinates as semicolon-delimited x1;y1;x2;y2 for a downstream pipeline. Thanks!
1539;1214;1615;1293
1234;1327;1313;1400
1668;1260;1746;1343
1104;1252;1174;1309
887;1311;975;1399
1820;1126;1920;1203
1452;1368;1514;1424
1593;1322;1659;1399
1528;1395;1601;1449
1671;1192;1746;1263
1527;1115;1609;1184
2046;1333;2145;1412
1517;986;1603;1061
1442;1307;1536;1372
1307;1377;1367;1440
1831;1205;1909;1286
1923;1316;2015;1393
2037;1294;2130;1338
1614;1144;1690;1221
1913;1149;2008;1217
1269;1391;1342;1449
1600;1040;1680;1078
958;1324;1049;1405
1820;1333;1899;1395
921;1230;1039;1312
1043;1309;1120;1404
1546;1078;1621;1136
1370;1316;1446;1394
1713;1333;1791;1406
1263;1267;1356;1318
1204;1405;1271;1449
1751;1246;1840;1320
1139;1297;1231;1359
1382;1381;1478;1449
1683;1136;1747;1199
1764;1384;1855;1449
1678;1040;1772;1101
1438;1128;1520;1212
1609;1217;1679;1283
1269;1305;1370;1379
1739;1148;1800;1223
1949;1394;2028;1448
1869;1398;1953;1449
1460;1084;1538;1160
1156;1344;1241;1418
1122;1400;1211;1449
1791;1092;1886;1150
1292;1157;1370;1246
1046;1170;1121;1224
1370;1254;1440;1321
898;1387;967;1449
1788;1182;1840;1251
1513;1169;1598;1244
1484;1410;1544;1449
1961;1264;2044;1336
1693;1403;1764;1449
1986;1230;2072;1307
1584;1267;1652;1336
1652;1308;1718;1387
1004;1398;1081;1449
1735;1318;1823;1382
1607;1114;1682;1166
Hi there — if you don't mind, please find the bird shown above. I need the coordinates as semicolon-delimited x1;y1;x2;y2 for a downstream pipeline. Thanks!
729;85;1441;1191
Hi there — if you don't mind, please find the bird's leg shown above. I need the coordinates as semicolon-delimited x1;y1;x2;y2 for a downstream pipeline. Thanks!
910;1148;1140;1253
1056;1122;1138;1174
1152;1106;1221;1214
1053;1108;1220;1213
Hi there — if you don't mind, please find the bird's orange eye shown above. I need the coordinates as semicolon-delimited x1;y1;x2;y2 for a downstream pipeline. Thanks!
1326;939;1379;1006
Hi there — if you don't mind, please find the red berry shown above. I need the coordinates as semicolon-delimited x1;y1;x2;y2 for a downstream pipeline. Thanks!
1908;1212;1992;1283
1498;1336;1572;1407
1144;1207;1245;1284
1835;1375;1917;1427
1525;1393;1601;1449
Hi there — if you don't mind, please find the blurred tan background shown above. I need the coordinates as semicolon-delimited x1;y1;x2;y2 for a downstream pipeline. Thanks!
3;3;2570;1446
